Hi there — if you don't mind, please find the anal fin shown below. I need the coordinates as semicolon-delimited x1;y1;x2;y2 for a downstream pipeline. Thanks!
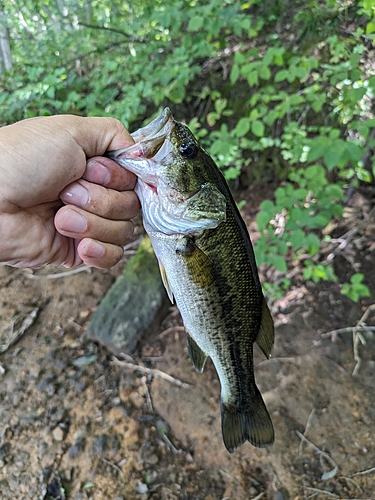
186;331;207;373
255;297;274;359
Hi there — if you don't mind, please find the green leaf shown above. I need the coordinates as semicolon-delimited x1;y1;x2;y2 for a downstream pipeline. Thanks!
247;70;259;87
289;229;306;250
271;255;287;272
263;47;275;66
256;211;272;230
230;64;240;85
234;117;251;137
323;148;338;170
366;20;375;34
259;66;271;80
188;16;204;31
214;98;228;115
277;240;288;255
259;199;276;212
350;273;365;284
305;233;321;255
275;69;289;82
308;138;329;162
251;120;265;137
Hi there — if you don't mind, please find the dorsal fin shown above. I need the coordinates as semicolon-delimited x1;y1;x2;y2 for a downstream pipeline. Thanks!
186;331;207;373
255;297;274;359
158;260;174;303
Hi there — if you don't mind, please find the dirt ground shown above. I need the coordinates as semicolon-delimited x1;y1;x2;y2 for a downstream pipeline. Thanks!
0;187;374;500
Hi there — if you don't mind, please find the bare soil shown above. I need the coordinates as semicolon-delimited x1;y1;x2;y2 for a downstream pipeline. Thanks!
0;187;374;500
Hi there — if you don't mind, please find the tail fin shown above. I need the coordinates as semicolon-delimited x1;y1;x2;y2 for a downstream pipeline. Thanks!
221;389;274;453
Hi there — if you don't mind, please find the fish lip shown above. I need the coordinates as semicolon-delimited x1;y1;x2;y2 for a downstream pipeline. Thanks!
131;107;173;143
107;108;175;161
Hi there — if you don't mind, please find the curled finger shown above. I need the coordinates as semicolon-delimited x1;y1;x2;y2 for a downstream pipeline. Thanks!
77;238;124;269
60;180;140;220
54;206;135;246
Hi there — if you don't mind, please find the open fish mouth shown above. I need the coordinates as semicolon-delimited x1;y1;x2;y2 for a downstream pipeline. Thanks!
107;108;175;162
131;107;173;144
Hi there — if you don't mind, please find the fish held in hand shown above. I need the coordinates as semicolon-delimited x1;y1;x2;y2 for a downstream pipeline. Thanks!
107;108;275;452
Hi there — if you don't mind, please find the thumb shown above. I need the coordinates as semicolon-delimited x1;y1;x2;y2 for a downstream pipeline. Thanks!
59;115;135;157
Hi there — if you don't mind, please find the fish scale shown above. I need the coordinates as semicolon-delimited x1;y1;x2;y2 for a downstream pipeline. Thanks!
107;108;275;452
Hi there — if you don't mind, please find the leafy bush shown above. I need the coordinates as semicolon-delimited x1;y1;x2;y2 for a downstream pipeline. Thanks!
0;0;373;301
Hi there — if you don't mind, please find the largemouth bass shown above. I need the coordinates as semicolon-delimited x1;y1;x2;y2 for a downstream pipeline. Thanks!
108;108;275;452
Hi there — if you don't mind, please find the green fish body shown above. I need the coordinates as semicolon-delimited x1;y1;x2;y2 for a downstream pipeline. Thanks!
108;108;275;452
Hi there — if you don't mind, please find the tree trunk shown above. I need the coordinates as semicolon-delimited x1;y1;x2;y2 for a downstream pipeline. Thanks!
0;10;12;72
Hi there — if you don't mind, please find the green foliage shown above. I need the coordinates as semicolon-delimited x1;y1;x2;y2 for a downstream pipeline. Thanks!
0;0;373;300
341;274;371;302
255;163;344;276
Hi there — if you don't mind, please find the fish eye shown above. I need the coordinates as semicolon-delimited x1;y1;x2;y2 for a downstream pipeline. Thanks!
179;142;199;159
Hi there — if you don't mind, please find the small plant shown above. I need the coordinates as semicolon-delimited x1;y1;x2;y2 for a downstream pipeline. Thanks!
341;273;371;302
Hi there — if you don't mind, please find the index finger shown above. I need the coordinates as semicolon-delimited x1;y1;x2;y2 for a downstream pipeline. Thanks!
83;156;138;190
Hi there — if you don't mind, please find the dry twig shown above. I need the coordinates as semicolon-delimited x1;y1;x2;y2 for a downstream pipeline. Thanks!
24;266;91;280
296;430;338;480
351;466;375;477
161;434;181;454
298;408;316;455
321;304;375;376
111;356;190;388
158;326;185;339
101;458;125;482
140;375;153;412
0;307;39;353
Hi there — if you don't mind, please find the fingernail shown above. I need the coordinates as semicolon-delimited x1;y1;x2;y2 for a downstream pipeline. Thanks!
86;160;111;185
59;209;87;233
82;240;104;258
61;183;89;207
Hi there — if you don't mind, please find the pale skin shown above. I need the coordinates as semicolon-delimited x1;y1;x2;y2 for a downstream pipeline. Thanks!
0;115;140;269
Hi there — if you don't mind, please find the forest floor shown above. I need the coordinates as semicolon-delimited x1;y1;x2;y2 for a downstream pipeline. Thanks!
0;184;374;500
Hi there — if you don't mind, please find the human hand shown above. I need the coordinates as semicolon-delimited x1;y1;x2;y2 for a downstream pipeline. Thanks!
0;115;140;269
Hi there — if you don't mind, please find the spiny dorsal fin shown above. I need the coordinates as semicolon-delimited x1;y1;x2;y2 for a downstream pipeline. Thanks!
186;331;207;373
158;260;174;303
255;297;274;359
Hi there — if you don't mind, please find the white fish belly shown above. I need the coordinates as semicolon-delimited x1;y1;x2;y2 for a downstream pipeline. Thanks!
149;230;232;400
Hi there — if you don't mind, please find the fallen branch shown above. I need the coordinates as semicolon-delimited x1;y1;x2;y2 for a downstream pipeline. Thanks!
321;326;375;340
321;304;375;376
111;356;190;389
25;266;91;280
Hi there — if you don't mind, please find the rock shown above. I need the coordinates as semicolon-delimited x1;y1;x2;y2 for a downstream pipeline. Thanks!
87;237;169;354
52;426;64;442
90;433;120;458
135;482;148;494
68;439;86;459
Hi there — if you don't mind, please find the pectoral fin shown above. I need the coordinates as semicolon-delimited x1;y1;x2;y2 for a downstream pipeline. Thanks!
176;237;214;288
186;331;207;373
158;260;174;303
255;297;274;359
